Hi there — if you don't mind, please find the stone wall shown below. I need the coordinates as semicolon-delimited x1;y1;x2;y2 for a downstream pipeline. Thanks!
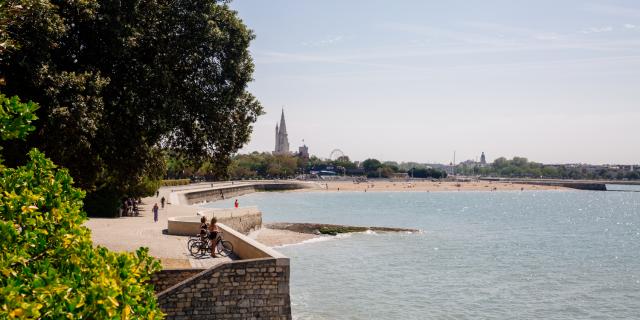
167;208;262;236
175;182;310;206
215;209;262;234
151;269;204;293
182;185;257;205
155;258;291;320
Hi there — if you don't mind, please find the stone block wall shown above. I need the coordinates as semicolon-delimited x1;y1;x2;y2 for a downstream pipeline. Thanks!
216;210;262;234
183;186;256;205
155;258;291;320
151;269;204;293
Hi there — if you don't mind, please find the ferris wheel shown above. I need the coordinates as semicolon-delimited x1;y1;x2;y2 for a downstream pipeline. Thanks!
329;149;345;161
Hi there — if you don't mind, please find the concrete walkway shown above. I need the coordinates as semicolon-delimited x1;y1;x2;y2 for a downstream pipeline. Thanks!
84;183;238;268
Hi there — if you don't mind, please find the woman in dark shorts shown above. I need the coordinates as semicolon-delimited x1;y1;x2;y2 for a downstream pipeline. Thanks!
208;217;220;257
199;216;208;240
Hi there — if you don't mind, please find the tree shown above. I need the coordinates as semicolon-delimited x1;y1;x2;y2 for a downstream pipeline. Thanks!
362;158;382;173
0;0;262;215
0;93;162;318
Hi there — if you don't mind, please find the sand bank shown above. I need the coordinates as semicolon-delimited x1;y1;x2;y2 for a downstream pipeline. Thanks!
250;227;318;247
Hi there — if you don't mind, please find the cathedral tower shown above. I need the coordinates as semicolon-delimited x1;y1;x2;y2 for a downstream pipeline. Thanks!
274;109;290;154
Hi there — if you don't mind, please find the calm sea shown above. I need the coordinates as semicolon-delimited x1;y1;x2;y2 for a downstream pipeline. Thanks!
203;190;640;319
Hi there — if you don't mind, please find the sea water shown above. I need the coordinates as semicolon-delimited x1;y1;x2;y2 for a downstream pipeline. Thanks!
203;191;640;319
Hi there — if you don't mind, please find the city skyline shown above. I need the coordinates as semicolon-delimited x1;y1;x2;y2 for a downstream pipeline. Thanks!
231;0;640;165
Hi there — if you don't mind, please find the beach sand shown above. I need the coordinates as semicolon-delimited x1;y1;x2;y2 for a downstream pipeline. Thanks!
250;227;318;247
309;180;565;192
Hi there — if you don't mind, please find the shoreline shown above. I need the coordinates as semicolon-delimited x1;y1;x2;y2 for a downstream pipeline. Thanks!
300;180;567;193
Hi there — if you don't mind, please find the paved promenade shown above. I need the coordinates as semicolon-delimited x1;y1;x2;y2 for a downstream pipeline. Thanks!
85;183;238;268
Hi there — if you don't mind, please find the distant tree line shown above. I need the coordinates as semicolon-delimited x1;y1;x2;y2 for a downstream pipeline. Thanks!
164;152;448;180
456;156;640;180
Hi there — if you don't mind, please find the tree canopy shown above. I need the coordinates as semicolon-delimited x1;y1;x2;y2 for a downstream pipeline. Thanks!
0;0;262;215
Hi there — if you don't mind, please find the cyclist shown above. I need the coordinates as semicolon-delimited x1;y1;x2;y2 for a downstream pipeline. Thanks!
199;216;208;240
207;217;220;257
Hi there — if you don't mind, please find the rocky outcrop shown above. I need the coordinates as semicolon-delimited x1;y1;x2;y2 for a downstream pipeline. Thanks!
265;222;419;235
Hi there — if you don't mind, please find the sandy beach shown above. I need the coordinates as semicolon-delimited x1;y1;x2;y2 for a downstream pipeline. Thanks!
308;180;566;192
250;227;318;247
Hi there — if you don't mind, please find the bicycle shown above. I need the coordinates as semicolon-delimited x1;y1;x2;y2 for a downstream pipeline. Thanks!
188;232;233;257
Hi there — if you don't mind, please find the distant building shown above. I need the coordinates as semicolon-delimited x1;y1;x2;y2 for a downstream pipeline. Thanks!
298;144;309;160
274;109;290;154
480;152;487;165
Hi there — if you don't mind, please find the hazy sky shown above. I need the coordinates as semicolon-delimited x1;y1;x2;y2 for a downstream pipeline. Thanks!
230;0;640;165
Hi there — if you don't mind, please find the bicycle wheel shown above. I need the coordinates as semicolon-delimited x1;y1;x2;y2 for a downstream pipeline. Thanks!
187;238;196;251
189;241;202;256
218;240;233;257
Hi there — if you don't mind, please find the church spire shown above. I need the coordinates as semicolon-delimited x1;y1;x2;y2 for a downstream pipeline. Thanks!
279;108;287;136
274;108;290;154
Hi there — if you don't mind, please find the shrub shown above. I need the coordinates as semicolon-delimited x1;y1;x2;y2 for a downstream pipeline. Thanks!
160;179;191;187
0;149;163;319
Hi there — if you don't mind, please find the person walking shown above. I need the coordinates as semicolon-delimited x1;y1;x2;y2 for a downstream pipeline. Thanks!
161;196;165;209
152;203;159;222
234;199;239;208
156;190;159;197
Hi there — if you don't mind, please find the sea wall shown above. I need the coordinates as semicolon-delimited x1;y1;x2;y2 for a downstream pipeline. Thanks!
152;224;291;319
155;258;290;320
175;182;309;206
167;207;262;236
180;185;257;205
511;181;607;191
151;269;204;293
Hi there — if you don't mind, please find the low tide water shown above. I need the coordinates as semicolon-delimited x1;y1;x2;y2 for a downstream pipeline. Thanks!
204;190;640;319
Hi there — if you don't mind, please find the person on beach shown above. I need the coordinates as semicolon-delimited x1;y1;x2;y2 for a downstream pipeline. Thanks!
152;203;159;222
234;199;238;208
161;196;165;208
208;217;220;257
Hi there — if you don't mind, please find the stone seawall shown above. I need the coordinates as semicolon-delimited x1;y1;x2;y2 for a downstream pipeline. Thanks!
182;185;257;205
152;223;292;319
168;207;263;236
151;269;205;293
155;258;291;320
212;208;262;235
175;182;310;206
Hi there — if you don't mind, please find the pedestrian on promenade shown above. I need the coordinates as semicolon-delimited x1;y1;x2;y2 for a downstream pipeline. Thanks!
234;199;239;208
161;196;165;208
156;190;159;197
152;203;159;222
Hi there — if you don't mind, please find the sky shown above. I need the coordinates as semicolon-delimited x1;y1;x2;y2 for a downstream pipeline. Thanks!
229;0;640;165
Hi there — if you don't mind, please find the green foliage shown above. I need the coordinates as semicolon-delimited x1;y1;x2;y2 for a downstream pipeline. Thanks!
227;152;299;179
319;226;367;235
0;0;262;215
160;179;191;187
83;186;122;218
0;149;162;319
0;93;38;142
362;158;382;173
410;167;447;179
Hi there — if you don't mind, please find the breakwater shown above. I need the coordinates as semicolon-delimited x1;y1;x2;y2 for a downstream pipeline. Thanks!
266;222;419;235
479;178;609;191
